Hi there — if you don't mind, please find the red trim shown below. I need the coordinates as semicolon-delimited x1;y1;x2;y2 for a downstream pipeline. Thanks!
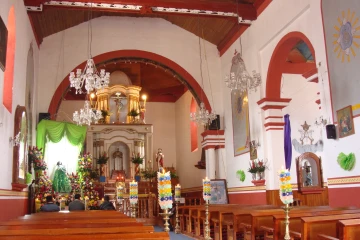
3;6;16;113
201;138;225;142
0;199;27;222
328;175;360;180
266;31;316;99
218;24;250;57
27;14;40;47
48;50;212;118
264;122;285;127
261;105;287;110
309;77;319;83
25;0;257;18
215;145;225;150
190;98;198;152
265;127;284;131
328;187;360;208
302;66;318;79
254;0;272;16
264;116;283;120
315;99;321;105
229;191;266;205
203;145;225;150
282;62;316;75
320;0;335;121
257;98;292;105
201;130;225;137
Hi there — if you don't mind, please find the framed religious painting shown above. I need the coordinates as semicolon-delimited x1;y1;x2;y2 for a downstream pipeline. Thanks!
337;105;355;138
231;90;250;156
0;15;7;71
209;179;229;204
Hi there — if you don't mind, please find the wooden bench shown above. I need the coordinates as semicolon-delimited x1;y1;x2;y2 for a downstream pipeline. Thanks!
0;232;170;240
0;218;137;225
290;213;360;239
337;218;360;240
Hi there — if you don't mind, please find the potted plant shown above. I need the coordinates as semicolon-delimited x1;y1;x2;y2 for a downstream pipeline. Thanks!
248;161;258;180
100;110;110;124
257;159;268;180
128;109;139;123
132;153;144;178
96;152;109;176
141;169;157;181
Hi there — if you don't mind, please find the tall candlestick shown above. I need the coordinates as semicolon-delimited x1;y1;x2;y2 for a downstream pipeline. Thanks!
175;184;181;202
157;171;173;210
129;180;138;205
279;166;293;240
203;177;211;202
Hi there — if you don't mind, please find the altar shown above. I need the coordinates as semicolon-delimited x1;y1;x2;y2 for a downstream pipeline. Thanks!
86;123;153;179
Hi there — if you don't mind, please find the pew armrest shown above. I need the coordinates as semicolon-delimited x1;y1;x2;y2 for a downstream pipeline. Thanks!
318;234;340;240
240;222;251;232
289;230;301;239
260;226;273;233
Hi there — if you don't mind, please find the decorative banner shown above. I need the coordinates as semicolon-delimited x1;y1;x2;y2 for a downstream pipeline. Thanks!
129;180;138;204
231;90;250;156
175;184;181;202
278;167;293;205
322;2;360;120
203;177;211;202
157;171;173;209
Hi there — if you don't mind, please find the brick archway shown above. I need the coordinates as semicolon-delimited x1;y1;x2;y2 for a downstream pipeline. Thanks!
48;50;212;118
266;31;316;99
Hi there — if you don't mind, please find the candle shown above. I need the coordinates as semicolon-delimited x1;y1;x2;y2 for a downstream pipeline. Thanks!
203;177;211;202
157;170;173;209
129;180;138;204
175;184;181;202
279;166;293;204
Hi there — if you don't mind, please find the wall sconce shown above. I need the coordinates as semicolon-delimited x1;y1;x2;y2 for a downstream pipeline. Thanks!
315;116;327;127
9;132;21;146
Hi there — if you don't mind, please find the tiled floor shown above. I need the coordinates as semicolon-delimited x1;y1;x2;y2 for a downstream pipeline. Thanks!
154;226;195;240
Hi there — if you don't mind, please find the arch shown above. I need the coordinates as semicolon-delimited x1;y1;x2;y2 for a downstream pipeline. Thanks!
3;6;16;113
190;97;198;152
266;31;316;99
48;50;212;118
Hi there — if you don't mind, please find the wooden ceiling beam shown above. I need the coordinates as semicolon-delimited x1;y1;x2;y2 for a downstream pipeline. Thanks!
217;24;249;56
254;0;272;16
24;0;258;20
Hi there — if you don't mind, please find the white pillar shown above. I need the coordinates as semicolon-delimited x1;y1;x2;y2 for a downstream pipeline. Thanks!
216;148;227;179
205;148;216;179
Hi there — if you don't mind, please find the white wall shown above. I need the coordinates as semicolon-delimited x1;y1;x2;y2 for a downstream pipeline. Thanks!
0;0;39;189
145;102;177;168
37;16;223;118
56;100;84;123
175;91;205;188
220;0;335;188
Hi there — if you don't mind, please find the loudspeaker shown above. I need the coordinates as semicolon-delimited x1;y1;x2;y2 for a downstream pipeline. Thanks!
326;124;336;139
208;114;220;130
38;112;51;123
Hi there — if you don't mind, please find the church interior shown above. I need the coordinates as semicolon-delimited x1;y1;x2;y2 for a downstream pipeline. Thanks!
1;0;360;239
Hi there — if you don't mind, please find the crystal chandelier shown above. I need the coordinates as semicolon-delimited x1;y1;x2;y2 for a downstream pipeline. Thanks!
190;102;216;126
73;101;102;126
225;53;261;92
69;59;110;94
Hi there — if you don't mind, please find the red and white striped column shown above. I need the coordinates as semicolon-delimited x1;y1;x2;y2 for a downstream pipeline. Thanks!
201;130;225;179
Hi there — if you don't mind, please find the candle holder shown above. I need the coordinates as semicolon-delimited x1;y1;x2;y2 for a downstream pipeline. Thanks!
204;200;212;240
282;204;291;240
130;203;137;218
160;208;172;232
175;200;181;234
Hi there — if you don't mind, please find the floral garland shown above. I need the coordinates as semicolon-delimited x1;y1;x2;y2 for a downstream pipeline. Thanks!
78;153;93;174
29;146;47;171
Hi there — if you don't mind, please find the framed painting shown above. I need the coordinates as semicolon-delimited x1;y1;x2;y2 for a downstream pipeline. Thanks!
231;90;250;156
0;16;7;71
209;179;229;204
337;105;355;138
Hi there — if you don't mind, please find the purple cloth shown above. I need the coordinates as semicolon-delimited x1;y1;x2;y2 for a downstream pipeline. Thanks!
284;114;292;169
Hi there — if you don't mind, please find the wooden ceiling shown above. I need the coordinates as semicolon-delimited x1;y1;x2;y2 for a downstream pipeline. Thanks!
24;0;271;102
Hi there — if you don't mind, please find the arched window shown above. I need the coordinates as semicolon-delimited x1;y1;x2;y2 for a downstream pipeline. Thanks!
3;6;16;113
190;97;198;152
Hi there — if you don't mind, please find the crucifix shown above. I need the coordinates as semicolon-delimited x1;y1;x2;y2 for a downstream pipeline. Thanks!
112;92;124;123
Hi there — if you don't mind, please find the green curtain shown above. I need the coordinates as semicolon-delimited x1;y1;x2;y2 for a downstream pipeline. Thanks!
36;120;87;152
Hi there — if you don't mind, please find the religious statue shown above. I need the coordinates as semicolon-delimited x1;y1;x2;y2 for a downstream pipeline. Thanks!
156;148;164;169
52;161;71;193
112;148;123;171
139;104;146;124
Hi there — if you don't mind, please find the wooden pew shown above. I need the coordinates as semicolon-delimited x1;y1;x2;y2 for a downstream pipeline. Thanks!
0;218;137;225
337;218;360;240
290;213;360;240
0;222;144;230
0;232;170;240
267;208;360;240
0;226;155;236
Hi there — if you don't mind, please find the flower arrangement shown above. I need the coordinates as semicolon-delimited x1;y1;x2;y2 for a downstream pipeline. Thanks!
78;153;93;173
248;159;268;173
34;158;47;171
131;152;144;164
28;146;43;163
141;169;157;179
96;152;109;165
128;109;139;117
67;172;81;194
35;175;53;203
